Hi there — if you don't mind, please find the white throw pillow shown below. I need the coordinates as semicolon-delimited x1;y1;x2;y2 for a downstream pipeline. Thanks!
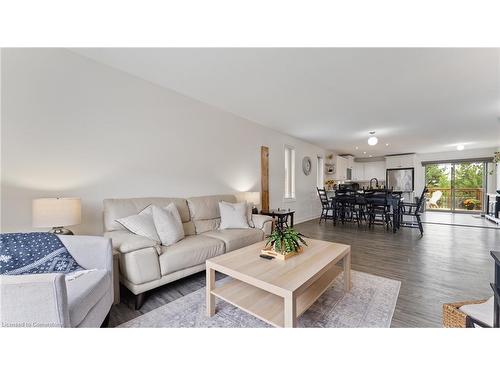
152;203;185;246
219;201;250;229
116;205;160;242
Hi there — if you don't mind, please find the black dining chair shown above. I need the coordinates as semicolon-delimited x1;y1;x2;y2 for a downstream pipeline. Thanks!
365;190;392;230
400;187;428;235
335;189;360;225
354;190;369;225
317;188;336;225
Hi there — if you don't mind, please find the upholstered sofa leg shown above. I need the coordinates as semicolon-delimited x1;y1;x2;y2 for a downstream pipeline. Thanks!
100;312;110;328
135;292;146;310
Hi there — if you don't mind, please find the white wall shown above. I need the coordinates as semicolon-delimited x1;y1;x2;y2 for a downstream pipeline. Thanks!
1;49;325;235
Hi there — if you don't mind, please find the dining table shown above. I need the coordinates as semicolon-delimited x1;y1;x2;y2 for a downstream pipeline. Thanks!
326;189;404;232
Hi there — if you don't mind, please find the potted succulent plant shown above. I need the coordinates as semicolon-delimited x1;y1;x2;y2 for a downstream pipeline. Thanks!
262;227;307;260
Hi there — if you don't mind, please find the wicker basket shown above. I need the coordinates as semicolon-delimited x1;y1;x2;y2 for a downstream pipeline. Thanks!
442;299;487;328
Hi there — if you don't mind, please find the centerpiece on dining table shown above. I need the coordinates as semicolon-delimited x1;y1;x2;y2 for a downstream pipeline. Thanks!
261;227;308;260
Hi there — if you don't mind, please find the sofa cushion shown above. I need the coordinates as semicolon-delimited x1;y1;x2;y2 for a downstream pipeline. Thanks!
159;235;225;276
152;204;185;246
104;197;191;232
203;228;264;252
66;269;110;327
219;201;250;229
116;206;161;242
187;195;237;233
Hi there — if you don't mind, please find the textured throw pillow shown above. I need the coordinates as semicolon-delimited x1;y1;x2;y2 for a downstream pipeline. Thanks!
219;201;250;229
116;205;160;242
152;203;185;246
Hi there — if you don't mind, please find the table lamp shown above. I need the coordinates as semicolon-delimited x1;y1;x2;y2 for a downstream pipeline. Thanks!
237;191;261;214
32;197;81;235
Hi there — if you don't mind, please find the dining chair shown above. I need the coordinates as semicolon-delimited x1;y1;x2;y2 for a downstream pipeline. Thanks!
400;187;428;235
335;189;360;225
365;190;392;230
316;188;336;225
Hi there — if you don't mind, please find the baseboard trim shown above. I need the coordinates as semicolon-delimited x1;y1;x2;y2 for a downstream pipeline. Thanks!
294;215;320;225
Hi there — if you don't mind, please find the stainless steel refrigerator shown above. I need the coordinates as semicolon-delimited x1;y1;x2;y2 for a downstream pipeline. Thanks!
386;168;415;192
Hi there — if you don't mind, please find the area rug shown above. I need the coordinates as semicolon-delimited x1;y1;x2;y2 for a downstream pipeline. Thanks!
118;271;401;328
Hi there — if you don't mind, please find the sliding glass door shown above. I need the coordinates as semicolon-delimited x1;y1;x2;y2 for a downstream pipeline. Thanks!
425;161;486;213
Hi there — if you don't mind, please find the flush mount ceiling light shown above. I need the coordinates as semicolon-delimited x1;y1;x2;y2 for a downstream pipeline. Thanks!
456;144;465;151
367;131;378;146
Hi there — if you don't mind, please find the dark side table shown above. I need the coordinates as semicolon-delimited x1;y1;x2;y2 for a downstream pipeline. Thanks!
260;209;295;231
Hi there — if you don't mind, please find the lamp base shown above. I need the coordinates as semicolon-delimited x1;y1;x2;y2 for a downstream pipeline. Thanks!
49;227;74;235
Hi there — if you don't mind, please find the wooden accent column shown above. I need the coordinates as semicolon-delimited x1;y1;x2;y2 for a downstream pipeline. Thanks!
261;146;269;212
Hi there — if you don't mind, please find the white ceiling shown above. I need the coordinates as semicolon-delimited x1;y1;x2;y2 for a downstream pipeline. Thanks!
73;48;500;157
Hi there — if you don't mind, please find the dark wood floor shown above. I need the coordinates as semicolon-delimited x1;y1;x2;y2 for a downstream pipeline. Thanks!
109;219;499;328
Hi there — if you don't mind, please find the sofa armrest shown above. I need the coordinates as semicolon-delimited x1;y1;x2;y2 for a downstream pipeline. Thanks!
252;214;274;235
59;235;113;273
0;273;70;327
104;230;159;254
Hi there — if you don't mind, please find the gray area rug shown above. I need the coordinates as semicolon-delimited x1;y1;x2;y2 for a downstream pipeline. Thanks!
119;270;401;328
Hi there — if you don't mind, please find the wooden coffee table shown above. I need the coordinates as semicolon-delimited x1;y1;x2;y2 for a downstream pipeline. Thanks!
206;239;351;328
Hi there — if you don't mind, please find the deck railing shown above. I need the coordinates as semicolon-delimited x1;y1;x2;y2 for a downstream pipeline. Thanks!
426;187;485;211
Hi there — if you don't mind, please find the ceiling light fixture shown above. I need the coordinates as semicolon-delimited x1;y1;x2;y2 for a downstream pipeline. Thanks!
355;146;359;150
456;144;465;151
367;131;378;146
369;155;373;158
385;143;389;147
363;151;367;154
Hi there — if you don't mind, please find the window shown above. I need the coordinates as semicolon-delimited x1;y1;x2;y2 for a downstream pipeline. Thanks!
317;156;324;188
284;145;295;199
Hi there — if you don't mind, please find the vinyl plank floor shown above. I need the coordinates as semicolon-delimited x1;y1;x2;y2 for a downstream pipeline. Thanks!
109;219;499;328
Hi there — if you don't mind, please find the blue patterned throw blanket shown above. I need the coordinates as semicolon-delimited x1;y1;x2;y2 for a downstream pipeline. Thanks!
0;232;84;275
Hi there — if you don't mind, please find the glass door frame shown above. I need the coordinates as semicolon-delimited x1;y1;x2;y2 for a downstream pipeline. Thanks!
450;161;487;213
425;161;487;213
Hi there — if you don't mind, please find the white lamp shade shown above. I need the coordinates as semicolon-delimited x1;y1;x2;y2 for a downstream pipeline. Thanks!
32;198;81;228
235;191;261;207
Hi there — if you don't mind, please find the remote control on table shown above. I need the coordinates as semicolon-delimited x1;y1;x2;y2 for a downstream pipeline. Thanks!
259;254;274;260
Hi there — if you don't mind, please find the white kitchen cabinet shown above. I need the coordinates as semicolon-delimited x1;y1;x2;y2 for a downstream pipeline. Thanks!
335;156;348;180
345;155;355;169
363;161;384;181
385;154;416;169
351;161;385;181
352;162;364;181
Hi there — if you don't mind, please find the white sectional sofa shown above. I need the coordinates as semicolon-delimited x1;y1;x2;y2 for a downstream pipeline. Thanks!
103;194;273;308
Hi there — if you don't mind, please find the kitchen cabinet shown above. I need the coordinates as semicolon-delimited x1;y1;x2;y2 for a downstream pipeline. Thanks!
345;155;355;169
325;155;348;180
352;162;364;181
335;156;348;180
385;154;416;169
352;161;385;181
364;161;385;181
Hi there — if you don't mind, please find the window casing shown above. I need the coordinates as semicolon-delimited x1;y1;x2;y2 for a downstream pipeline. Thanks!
317;156;324;188
284;145;296;199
